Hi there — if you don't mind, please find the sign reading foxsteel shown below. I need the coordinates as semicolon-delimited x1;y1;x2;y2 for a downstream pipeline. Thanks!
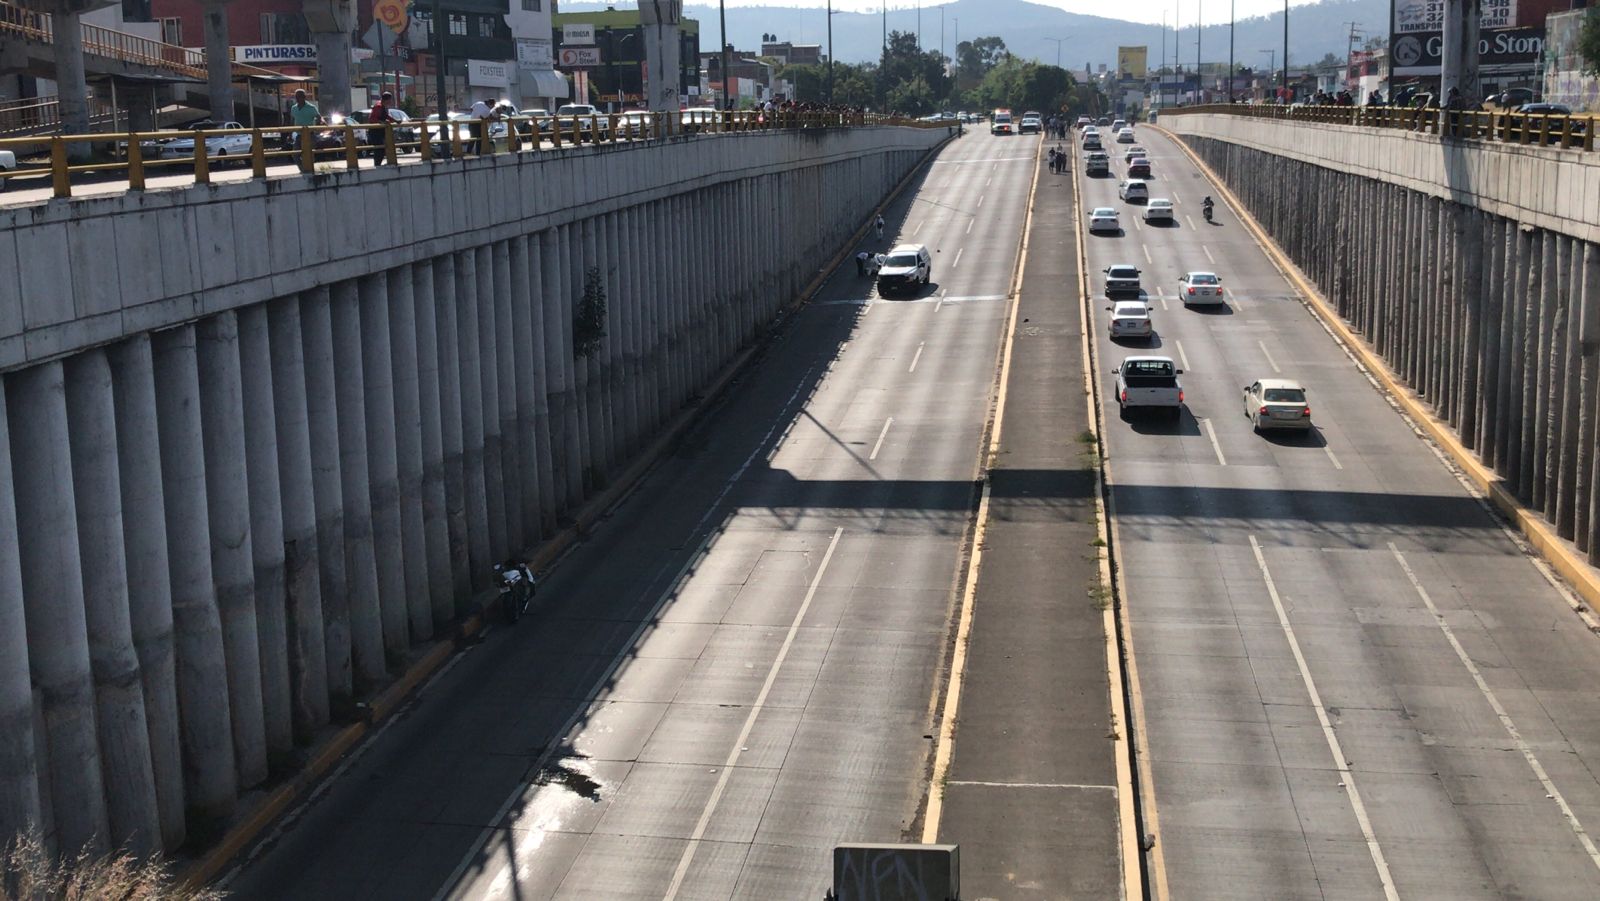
233;44;317;63
468;58;512;88
562;23;596;45
558;47;602;67
1391;26;1545;76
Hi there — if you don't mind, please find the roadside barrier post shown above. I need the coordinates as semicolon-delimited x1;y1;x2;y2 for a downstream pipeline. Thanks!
251;129;267;178
51;136;70;197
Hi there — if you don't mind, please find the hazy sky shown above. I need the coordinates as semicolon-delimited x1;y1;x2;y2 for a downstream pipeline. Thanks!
715;0;1328;28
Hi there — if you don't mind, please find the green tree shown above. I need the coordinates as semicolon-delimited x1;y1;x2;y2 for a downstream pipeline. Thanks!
831;63;878;108
886;75;938;116
974;57;1078;115
779;63;826;102
954;36;1009;91
1581;9;1600;78
878;30;951;110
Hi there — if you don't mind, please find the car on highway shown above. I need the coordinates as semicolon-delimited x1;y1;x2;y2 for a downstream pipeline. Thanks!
1123;145;1146;162
876;243;932;294
1128;157;1152;178
555;103;612;138
1114;356;1184;419
1107;300;1153;340
1111;118;1127;132
1483;88;1535;111
0;149;15;192
619;110;658;138
1083;132;1103;151
1103;263;1141;296
1143;198;1175;223
1081;126;1099;141
1517;102;1573;115
1085;151;1110;176
1177;271;1224;305
516;108;555;138
991;109;1014;135
1020;115;1042;134
1076;115;1092;129
1088;207;1121;234
1116;127;1135;143
1097;116;1112;127
1242;379;1312;431
1118;179;1149;203
349;107;418;147
422;113;477;147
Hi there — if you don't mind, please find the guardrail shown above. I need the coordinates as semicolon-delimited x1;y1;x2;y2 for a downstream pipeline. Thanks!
0;95;118;138
0;109;951;199
1161;103;1597;153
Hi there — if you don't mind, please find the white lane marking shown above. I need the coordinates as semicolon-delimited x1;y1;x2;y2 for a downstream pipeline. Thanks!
1174;339;1192;372
1251;535;1401;901
977;195;985;209
1158;296;1169;311
952;247;964;269
1141;244;1152;264
456;368;821;901
1201;418;1227;466
1228;289;1245;310
965;218;975;235
1134;217;1143;231
908;342;925;373
914;218;925;236
931;156;1032;165
1258;339;1281;374
947;781;1117;790
1388;542;1600;876
1324;445;1344;470
1185;215;1196;229
986;176;992;187
662;527;846;900
870;417;895;459
1203;245;1216;264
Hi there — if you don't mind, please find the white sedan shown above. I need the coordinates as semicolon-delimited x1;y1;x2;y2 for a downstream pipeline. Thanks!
1143;198;1175;222
1088;207;1121;234
1243;379;1313;431
0;149;15;192
1178;271;1224;305
155;122;253;160
1107;300;1153;339
1123;145;1147;162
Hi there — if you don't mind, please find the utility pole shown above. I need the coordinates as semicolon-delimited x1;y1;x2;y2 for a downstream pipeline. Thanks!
1282;0;1289;100
1229;0;1235;101
1160;12;1167;108
1197;0;1202;97
1261;48;1274;98
917;1;922;51
1441;0;1482;104
432;0;447;122
827;0;835;103
940;6;945;73
1344;21;1361;93
720;0;731;110
1044;37;1066;69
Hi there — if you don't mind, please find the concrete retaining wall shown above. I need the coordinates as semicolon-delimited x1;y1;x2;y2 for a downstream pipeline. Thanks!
1164;113;1600;245
0;124;946;855
1175;127;1600;575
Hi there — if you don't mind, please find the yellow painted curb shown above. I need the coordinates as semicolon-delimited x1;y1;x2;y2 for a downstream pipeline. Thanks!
1070;136;1166;901
1158;124;1600;626
921;131;1042;844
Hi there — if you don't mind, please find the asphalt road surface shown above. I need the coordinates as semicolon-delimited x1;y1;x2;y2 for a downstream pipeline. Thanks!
1082;127;1600;899
223;127;1034;900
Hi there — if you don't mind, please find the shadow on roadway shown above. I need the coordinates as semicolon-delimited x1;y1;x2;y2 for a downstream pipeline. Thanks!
877;280;943;301
1254;425;1330;448
1120;405;1202;437
1182;302;1235;316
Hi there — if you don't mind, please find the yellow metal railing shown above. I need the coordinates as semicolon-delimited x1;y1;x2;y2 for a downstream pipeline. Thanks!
1161;102;1597;152
0;1;282;81
0;110;952;199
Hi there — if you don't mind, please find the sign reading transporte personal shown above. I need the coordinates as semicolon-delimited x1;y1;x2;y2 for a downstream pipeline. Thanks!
562;23;596;45
1394;0;1516;33
558;47;602;67
233;44;317;64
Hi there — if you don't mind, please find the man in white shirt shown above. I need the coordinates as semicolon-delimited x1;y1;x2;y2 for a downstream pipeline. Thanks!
469;98;496;155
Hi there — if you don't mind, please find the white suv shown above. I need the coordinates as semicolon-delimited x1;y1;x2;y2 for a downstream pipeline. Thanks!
1118;179;1150;203
876;244;932;295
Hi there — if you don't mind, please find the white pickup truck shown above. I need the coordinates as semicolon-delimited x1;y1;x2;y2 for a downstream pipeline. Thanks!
1113;356;1184;419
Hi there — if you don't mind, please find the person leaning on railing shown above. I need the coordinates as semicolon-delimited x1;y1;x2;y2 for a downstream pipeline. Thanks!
287;89;321;150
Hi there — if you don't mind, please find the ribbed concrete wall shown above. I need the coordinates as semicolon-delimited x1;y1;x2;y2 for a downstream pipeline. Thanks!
0;125;946;855
1177;130;1600;562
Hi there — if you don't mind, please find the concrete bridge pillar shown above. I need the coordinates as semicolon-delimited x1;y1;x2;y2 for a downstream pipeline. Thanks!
0;387;41;845
30;0;104;160
474;246;508;565
299;288;352;702
266;297;331;742
455;250;492;589
410;261;457;628
236;307;295;762
361;272;415;651
202;1;236;122
303;0;356;116
387;267;434;641
63;350;162;857
508;236;546;545
107;335;186;849
490;241;524;555
1441;0;1482;106
7;360;109;856
151;326;237;829
431;254;472;608
329;283;385;690
196;313;268;790
640;0;682;113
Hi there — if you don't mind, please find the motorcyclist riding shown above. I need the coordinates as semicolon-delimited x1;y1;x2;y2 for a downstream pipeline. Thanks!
493;559;536;623
1202;196;1215;221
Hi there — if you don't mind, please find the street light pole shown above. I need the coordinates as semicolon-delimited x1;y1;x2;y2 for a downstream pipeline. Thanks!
1160;11;1167;108
720;0;731;110
1282;0;1289;100
1261;48;1274;98
1044;37;1066;69
1229;0;1235;101
1197;0;1202;95
827;0;834;104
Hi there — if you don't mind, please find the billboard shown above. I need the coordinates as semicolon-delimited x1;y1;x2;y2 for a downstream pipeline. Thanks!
518;37;552;70
558;47;602;67
233;44;317;63
1390;26;1544;76
562;23;596;45
1394;0;1516;34
1117;46;1148;80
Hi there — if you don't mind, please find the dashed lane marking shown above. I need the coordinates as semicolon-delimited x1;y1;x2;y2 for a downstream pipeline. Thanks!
1202;418;1227;466
1257;340;1281;374
870;417;895;460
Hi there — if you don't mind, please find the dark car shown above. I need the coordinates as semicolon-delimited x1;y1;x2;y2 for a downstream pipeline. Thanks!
1128;158;1151;178
1508;103;1586;144
1517;102;1573;116
1103;264;1142;297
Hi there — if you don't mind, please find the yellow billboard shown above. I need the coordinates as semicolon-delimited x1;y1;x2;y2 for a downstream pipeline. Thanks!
1117;46;1148;79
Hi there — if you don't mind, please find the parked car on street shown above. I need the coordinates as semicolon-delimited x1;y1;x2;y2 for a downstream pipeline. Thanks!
148;121;251;161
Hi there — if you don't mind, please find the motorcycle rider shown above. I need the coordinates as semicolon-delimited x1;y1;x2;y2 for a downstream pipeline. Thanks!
493;559;536;623
1202;195;1215;220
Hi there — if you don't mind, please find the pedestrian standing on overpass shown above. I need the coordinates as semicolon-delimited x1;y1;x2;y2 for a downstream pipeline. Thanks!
469;97;495;155
368;92;392;165
287;89;321;149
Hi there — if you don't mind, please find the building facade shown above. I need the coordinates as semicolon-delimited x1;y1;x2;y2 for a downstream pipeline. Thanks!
552;8;699;110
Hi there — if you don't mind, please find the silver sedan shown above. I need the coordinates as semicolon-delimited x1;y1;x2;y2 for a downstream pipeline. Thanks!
1242;379;1313;431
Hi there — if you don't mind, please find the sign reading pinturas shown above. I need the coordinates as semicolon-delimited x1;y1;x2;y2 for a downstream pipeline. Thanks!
233;45;317;64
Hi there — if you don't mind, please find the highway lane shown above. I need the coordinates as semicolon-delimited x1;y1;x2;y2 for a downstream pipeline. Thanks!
223;127;1033;900
1082;127;1600;899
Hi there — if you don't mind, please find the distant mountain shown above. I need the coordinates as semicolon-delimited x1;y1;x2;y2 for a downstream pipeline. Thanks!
558;0;1390;72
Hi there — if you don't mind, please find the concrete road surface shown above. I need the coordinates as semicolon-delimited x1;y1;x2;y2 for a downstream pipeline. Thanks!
1082;126;1600;899
222;128;1036;899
